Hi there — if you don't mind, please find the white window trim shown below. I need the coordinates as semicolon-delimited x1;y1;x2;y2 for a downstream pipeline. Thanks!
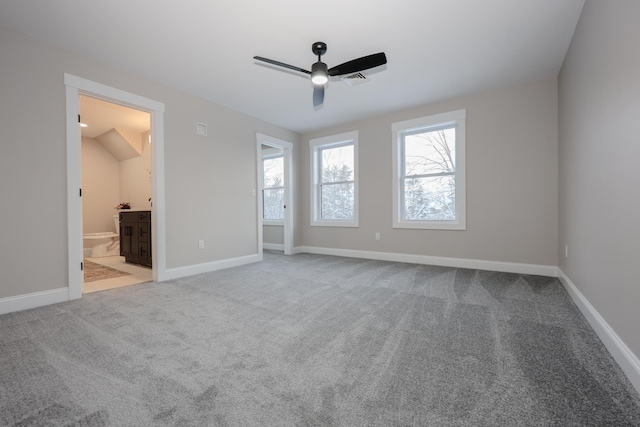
310;130;359;227
262;153;285;225
392;109;466;230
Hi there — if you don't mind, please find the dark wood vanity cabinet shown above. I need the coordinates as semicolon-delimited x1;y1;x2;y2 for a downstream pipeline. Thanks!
119;211;152;267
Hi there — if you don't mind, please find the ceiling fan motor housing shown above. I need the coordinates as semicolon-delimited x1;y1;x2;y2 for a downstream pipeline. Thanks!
311;61;328;85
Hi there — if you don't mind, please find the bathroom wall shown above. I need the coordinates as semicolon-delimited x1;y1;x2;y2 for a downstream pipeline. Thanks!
82;127;151;239
119;130;152;210
81;137;120;234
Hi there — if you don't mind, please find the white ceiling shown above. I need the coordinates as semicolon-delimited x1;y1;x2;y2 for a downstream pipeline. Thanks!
0;0;585;134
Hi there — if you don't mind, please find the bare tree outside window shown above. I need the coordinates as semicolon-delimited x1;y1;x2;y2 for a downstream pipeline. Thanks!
263;156;284;220
402;126;456;220
319;144;354;220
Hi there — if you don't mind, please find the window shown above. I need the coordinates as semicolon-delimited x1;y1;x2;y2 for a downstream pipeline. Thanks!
392;109;466;230
310;131;358;227
262;154;284;222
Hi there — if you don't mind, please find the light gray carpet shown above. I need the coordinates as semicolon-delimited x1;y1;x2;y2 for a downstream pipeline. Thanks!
1;252;639;426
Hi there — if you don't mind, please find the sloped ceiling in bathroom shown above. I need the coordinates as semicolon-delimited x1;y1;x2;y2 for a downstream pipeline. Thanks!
80;95;150;139
95;128;142;162
80;95;151;161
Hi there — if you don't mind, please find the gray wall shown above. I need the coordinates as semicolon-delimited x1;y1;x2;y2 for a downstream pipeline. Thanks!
558;0;640;357
299;78;559;266
263;225;284;246
0;27;298;299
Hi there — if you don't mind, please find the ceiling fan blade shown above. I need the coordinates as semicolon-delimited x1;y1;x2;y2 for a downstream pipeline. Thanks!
327;52;387;76
313;85;324;107
253;56;311;75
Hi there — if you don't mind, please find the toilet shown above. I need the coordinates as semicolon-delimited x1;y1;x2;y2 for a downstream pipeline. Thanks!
83;214;120;257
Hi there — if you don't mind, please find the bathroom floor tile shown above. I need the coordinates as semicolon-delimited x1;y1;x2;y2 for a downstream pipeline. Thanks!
83;256;152;294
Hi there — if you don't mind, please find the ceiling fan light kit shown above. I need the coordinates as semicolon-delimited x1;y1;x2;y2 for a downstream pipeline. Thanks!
254;41;387;107
310;61;329;85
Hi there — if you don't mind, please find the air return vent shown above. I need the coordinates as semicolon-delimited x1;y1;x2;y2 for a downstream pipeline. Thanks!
340;72;368;87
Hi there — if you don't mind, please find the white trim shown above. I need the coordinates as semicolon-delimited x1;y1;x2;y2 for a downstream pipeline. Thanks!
164;254;260;280
0;288;69;315
558;269;640;394
65;84;83;299
256;133;294;257
293;246;558;277
65;74;167;299
310;131;359;227
64;74;164;111
263;243;285;251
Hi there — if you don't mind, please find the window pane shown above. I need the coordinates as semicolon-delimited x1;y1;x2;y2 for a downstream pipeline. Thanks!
321;145;354;183
263;188;284;220
263;156;284;188
403;175;455;220
321;182;354;219
404;127;456;176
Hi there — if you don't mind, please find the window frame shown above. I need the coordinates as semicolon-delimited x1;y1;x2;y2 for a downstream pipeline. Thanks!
310;130;359;227
261;152;285;225
392;109;466;230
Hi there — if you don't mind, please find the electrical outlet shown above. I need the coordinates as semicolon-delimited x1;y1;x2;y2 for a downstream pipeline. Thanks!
375;232;381;241
199;240;205;249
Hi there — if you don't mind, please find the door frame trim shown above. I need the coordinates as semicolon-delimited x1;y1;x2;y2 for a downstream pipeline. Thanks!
256;133;294;258
65;73;166;299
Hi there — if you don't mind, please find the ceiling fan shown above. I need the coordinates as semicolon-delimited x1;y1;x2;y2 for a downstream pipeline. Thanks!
254;42;387;107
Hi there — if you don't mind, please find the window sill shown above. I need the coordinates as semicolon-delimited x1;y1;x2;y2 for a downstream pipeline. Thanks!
311;220;359;228
393;220;466;231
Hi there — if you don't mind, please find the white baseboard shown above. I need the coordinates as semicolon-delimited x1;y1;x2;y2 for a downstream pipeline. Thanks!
263;243;284;251
0;287;69;315
163;254;260;281
558;269;640;394
293;246;558;277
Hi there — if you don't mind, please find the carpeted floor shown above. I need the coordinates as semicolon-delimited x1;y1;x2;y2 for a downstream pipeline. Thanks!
1;252;639;426
83;259;131;283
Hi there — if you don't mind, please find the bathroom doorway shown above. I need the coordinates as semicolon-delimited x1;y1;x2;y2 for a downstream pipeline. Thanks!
65;73;166;300
80;96;153;293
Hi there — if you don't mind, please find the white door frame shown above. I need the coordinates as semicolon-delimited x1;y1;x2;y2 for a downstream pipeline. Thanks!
256;133;294;258
65;73;166;299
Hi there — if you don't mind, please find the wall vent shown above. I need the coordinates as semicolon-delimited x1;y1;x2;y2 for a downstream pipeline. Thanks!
196;122;207;136
340;72;368;87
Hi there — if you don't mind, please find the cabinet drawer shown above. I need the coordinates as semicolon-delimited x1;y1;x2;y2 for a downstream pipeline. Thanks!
137;211;151;221
119;211;138;222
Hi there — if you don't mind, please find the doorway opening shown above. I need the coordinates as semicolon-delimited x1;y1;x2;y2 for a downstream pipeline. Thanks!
65;73;166;300
80;95;153;293
256;134;293;259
